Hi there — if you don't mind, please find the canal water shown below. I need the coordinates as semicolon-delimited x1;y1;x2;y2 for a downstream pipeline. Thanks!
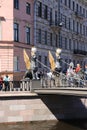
0;120;87;130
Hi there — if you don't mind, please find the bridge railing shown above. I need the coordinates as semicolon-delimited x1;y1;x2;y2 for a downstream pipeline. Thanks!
0;75;87;92
40;73;87;88
0;79;31;92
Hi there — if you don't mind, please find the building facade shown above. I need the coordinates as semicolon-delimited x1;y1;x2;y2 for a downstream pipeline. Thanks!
34;0;87;71
34;0;59;71
59;0;87;70
0;0;34;79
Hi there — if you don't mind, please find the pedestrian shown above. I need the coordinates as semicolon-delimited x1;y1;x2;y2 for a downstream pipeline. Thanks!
66;62;74;77
3;75;10;91
75;64;81;73
84;64;87;80
0;76;3;90
66;62;75;86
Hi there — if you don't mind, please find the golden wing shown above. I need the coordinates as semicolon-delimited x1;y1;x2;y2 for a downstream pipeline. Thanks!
48;51;56;71
23;49;31;70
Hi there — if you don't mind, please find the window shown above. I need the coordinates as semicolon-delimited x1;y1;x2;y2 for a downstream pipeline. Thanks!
59;35;62;48
86;27;87;36
26;2;31;14
77;41;79;50
69;18;71;30
56;34;58;47
76;3;78;12
38;55;41;68
72;1;75;11
38;2;42;17
44;5;48;19
80;6;82;14
26;27;30;44
83;25;85;36
60;0;62;3
77;22;79;34
50;33;52;46
69;39;71;50
80;24;82;34
64;15;67;28
13;56;19;71
38;29;41;43
64;0;67;6
73;40;75;50
14;23;19;42
55;11;58;26
69;0;71;8
50;8;52;25
44;56;47;66
75;40;77;50
14;0;19;9
65;37;67;49
73;20;75;32
44;31;47;44
86;10;87;18
83;8;85;17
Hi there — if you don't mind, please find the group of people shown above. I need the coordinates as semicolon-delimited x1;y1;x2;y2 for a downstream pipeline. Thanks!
66;63;87;78
66;63;87;86
0;75;10;91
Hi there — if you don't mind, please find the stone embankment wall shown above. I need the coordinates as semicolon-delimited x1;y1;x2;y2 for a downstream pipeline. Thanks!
0;93;87;123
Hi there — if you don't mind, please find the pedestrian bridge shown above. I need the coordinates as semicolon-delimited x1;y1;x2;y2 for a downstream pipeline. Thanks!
31;80;87;97
1;77;87;97
33;87;87;97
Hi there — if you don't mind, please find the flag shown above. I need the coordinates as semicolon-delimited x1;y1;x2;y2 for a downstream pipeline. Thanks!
48;51;56;71
23;49;31;70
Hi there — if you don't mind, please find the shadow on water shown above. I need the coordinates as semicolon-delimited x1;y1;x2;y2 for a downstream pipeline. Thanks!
0;120;87;130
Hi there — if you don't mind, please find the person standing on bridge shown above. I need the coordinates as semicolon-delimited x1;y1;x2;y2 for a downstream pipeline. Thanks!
3;75;10;91
84;64;87;80
75;64;81;73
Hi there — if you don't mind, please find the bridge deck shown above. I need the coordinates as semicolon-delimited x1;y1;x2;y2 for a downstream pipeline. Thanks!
33;87;87;97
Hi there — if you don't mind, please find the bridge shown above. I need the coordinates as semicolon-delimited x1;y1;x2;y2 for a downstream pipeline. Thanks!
1;76;87;97
30;80;87;97
0;79;87;123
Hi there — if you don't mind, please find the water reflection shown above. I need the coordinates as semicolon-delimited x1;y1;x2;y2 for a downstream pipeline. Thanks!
0;120;87;130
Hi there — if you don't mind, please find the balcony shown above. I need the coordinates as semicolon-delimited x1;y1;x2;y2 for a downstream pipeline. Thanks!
49;21;62;31
73;49;87;55
75;11;84;19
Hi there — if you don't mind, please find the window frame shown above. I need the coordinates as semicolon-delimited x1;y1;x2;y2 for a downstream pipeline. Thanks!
26;26;30;44
14;0;19;9
26;2;31;15
38;2;42;17
14;22;19;42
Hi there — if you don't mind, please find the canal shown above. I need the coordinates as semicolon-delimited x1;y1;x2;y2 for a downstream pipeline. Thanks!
0;120;87;130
